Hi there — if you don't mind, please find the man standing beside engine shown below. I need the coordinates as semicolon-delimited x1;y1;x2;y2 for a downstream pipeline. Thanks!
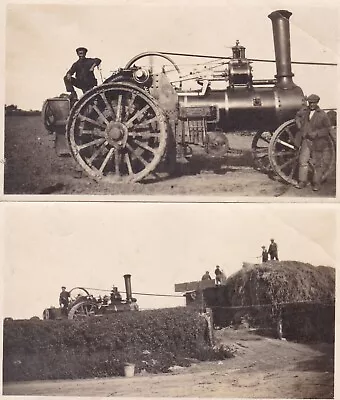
294;94;332;191
64;47;101;103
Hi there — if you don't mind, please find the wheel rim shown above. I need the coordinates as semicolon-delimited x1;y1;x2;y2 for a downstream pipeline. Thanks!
66;83;168;183
269;120;336;185
41;100;55;132
251;131;273;172
68;301;98;320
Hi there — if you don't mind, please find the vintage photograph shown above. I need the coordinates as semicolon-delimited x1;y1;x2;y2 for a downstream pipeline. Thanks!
2;202;336;397
3;1;338;197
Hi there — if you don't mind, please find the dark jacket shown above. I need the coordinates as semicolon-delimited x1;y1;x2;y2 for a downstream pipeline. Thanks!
59;290;70;305
262;250;269;262
268;242;278;256
295;106;331;141
67;57;102;84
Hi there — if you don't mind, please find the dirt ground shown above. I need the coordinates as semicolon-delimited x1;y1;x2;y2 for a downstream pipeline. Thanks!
3;116;336;197
3;328;334;398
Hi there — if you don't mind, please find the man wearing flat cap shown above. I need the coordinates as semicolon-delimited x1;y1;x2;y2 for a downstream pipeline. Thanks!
294;94;332;191
64;47;101;102
59;286;70;316
268;239;279;261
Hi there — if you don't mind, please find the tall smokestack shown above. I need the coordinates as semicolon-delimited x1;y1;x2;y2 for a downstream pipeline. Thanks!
124;274;133;302
268;10;296;89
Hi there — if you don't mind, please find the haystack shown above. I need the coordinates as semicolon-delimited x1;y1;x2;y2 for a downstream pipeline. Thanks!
227;261;335;306
205;261;335;342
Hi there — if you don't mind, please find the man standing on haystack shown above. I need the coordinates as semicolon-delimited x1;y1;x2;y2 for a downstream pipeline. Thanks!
215;265;227;285
268;239;279;261
261;246;269;262
201;271;212;281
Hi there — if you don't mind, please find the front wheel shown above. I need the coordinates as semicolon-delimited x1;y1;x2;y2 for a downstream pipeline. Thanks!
269;120;336;185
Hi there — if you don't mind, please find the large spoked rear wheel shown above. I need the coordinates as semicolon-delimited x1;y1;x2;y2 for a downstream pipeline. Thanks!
66;82;168;183
68;301;98;320
269;120;336;186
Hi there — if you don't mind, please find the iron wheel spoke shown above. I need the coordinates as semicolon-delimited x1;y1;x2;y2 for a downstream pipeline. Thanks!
134;139;157;154
79;128;106;138
288;160;299;178
279;154;299;170
115;94;123;122
100;92;115;118
92;104;110;125
87;141;109;165
128;130;160;139
99;147;114;173
114;149;120;176
136;117;159;129
274;150;296;157
277;139;296;150
285;127;295;143
124;152;134;175
126;142;148;166
125;104;150;128
77;138;106;150
79;115;106;129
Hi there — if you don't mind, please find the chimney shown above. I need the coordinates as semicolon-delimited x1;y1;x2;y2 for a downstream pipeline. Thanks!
268;10;296;89
124;274;133;302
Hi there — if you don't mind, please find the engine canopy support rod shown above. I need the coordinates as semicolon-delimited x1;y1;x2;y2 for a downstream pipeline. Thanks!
159;51;337;66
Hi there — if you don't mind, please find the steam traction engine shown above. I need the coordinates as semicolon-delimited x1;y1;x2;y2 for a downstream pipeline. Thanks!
43;274;139;321
42;10;336;186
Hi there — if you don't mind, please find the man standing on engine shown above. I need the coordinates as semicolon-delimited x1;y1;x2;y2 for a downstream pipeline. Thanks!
59;286;70;316
64;47;102;103
294;94;332;191
268;239;279;261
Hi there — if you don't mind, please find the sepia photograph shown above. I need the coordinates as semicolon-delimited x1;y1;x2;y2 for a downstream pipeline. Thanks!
2;202;336;397
3;0;338;198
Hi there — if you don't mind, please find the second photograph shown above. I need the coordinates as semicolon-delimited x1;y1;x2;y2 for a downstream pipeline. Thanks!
2;202;336;398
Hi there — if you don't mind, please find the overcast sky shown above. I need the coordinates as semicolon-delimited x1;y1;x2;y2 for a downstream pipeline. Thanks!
4;0;339;110
2;202;337;320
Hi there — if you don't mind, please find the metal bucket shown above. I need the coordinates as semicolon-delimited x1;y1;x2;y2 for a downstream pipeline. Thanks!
123;363;135;378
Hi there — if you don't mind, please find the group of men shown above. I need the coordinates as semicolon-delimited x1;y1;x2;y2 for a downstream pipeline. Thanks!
201;265;226;285
261;238;279;262
58;284;122;315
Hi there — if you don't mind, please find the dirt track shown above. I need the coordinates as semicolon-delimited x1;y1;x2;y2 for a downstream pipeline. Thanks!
4;116;336;197
3;329;334;398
